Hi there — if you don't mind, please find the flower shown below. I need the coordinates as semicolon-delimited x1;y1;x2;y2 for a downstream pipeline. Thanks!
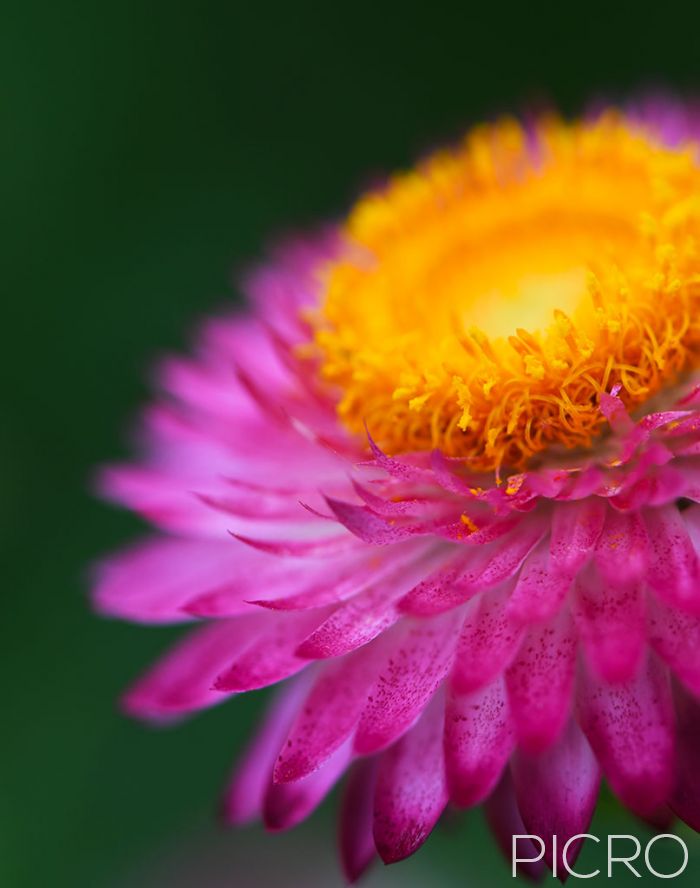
95;97;700;882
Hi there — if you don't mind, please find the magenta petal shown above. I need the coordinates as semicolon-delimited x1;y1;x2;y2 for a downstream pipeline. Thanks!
593;509;648;587
297;553;439;658
648;594;700;694
92;536;248;624
397;557;469;616
263;735;353;831
122;617;263;721
512;719;600;878
505;610;576;752
577;654;675;815
550;499;606;575
354;613;461;755
444;676;514;808
274;634;395;782
573;566;645;683
338;758;379;883
451;582;523;694
484;770;546;881
250;544;417;612
213;609;331;692
670;683;700;831
325;496;426;545
457;520;545;592
644;506;700;613
221;674;311;824
402;522;543;616
373;696;448;864
506;539;573;625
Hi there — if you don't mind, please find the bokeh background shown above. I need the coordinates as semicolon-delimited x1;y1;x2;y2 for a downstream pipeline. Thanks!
6;2;700;885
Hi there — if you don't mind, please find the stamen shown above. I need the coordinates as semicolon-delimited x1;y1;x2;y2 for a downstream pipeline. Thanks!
304;113;700;471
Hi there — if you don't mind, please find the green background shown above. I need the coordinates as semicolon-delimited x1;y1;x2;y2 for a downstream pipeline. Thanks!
5;2;700;885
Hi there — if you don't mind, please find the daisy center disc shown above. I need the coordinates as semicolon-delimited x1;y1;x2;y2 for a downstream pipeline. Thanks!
305;113;700;471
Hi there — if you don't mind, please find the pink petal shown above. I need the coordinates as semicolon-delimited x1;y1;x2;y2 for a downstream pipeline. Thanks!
249;543;419;612
338;758;379;883
92;536;246;624
325;496;428;545
506;538;573;625
484;770;547;881
670;683;700;832
373;695;448;863
231;531;358;558
550;499;606;575
593;509;649;587
296;551;443;658
396;556;470;617
263;735;353;831
577;654;675;815
274;633;397;783
505;609;576;753
512;719;600;877
213;609;332;692
572;566;645;683
644;506;700;613
647;594;700;695
221;674;311;824
401;521;543;616
354;613;462;755
451;582;523;694
444;677;514;808
456;520;545;595
184;545;370;618
122;617;263;721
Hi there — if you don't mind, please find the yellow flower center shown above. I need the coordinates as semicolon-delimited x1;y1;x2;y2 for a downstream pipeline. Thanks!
305;112;700;471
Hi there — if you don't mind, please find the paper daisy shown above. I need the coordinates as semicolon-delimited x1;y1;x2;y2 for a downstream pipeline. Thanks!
94;97;700;881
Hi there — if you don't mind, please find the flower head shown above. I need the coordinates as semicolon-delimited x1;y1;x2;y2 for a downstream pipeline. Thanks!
96;98;700;881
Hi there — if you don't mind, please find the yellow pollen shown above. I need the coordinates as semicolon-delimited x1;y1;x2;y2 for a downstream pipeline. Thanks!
305;112;700;471
459;513;479;533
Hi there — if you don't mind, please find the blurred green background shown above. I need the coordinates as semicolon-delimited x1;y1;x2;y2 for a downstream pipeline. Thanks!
5;2;700;885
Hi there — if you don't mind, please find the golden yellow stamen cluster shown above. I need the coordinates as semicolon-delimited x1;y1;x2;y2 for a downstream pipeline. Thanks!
304;113;700;471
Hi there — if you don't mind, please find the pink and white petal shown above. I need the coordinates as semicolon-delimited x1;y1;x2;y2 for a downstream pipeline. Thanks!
644;506;700;614
505;609;576;753
248;545;416;612
221;673;312;825
444;676;514;808
354;613;462;755
593;509;649;588
512;719;600;877
338;758;379;884
92;536;247;623
451;582;523;695
373;695;448;864
506;538;573;625
97;464;230;538
213;608;333;692
573;566;645;683
484;770;547;881
550;499;606;575
577;653;675;816
263;735;353;831
122;616;265;721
